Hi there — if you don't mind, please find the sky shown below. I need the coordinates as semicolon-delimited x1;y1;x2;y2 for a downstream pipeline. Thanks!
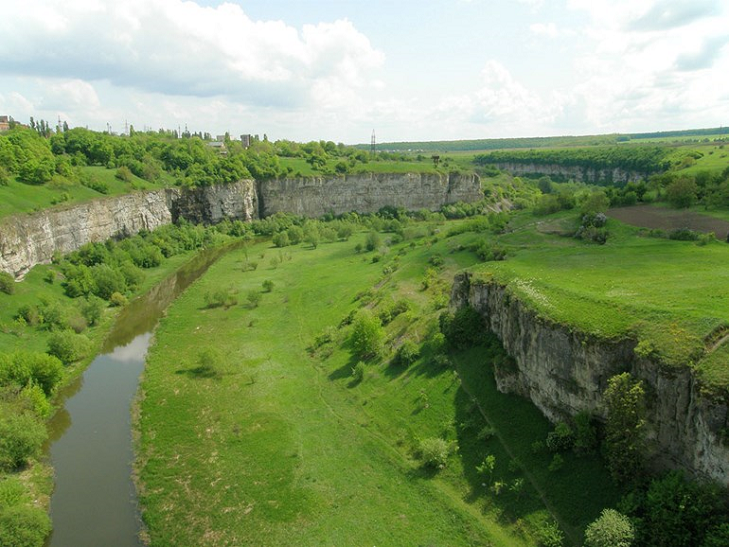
0;0;728;144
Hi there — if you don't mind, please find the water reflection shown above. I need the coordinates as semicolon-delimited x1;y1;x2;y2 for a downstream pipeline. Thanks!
45;244;236;547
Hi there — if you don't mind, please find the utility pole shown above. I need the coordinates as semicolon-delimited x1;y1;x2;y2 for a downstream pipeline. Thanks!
370;129;376;157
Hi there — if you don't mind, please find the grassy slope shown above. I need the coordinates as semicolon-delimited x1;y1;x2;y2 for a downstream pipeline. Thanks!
473;212;729;385
137;228;621;546
0;167;172;221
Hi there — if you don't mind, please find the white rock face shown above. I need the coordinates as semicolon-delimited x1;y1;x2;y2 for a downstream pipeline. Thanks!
452;273;729;484
0;180;259;278
494;163;643;184
0;174;481;277
259;172;482;217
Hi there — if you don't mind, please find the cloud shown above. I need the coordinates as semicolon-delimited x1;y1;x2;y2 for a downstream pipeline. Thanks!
675;35;729;71
529;22;560;38
0;0;384;109
628;0;720;31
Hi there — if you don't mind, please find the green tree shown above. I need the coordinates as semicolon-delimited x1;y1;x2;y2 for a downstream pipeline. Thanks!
365;231;381;252
584;509;635;547
666;177;698;208
603;373;646;483
0;413;47;471
350;310;384;359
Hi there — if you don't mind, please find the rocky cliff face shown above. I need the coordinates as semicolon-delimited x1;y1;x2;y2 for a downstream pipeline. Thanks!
452;273;729;484
258;172;482;217
0;180;258;278
493;163;643;184
1;174;481;278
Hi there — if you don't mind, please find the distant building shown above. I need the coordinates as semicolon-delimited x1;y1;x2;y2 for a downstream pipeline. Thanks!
207;140;228;155
0;115;11;132
240;134;251;148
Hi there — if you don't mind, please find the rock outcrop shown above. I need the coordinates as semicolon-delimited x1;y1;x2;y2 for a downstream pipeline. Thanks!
0;174;481;278
0;180;258;278
258;172;482;218
492;162;643;184
451;273;729;484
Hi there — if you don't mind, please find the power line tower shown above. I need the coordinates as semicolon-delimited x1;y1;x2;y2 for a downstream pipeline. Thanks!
370;129;376;156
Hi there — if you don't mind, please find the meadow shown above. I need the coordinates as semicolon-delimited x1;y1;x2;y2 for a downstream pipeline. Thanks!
136;223;622;547
475;211;729;387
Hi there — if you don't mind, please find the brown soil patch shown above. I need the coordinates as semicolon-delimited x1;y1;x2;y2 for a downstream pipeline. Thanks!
607;205;729;240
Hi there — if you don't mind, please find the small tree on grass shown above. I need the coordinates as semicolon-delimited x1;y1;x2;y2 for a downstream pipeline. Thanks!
604;373;646;483
350;310;384;360
584;509;635;547
0;413;47;471
0;272;15;295
47;330;92;365
247;290;262;308
419;437;450;469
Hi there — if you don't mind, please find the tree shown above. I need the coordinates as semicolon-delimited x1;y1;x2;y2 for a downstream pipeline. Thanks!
0;413;47;471
365;231;381;252
584;509;635;547
666;177;697;208
603;373;646;483
350;310;384;359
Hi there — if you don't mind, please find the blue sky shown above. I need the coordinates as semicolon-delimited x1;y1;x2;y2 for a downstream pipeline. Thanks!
0;0;727;144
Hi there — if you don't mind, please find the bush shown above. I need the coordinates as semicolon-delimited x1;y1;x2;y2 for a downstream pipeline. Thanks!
365;231;381;252
546;422;574;452
419;437;450;469
47;330;92;365
351;361;366;383
573;411;598;454
246;290;262;308
0;413;47;471
439;307;484;349
584;509;635;547
0;272;15;295
535;519;564;547
0;352;64;396
0;505;52;547
350;310;384;360
110;291;128;307
393;339;420;366
262;280;274;293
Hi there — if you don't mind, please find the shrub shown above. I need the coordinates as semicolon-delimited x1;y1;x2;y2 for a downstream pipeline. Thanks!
535;519;564;547
351;361;366;383
0;352;64;396
21;383;52;419
604;373;646;483
350;310;384;360
262;279;274;293
0;505;52;547
365;231;381;252
393;339;420;366
546;422;574;452
584;509;635;547
548;453;565;472
419;437;450;469
0;413;47;471
668;227;699;241
246;290;262;308
439;307;484;349
47;330;92;365
573;411;598;454
110;291;128;307
0;272;15;295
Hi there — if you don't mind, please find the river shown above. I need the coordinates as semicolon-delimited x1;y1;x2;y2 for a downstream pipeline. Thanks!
45;244;235;547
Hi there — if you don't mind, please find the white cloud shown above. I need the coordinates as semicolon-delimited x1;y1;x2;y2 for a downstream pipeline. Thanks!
529;22;560;38
0;0;384;110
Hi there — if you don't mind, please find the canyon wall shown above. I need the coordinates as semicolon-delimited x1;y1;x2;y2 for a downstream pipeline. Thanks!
0;180;257;278
258;172;482;218
451;273;729;484
492;162;644;184
0;173;482;277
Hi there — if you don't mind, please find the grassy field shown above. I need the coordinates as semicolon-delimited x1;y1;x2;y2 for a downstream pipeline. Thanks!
136;225;622;546
0;167;171;221
473;210;729;387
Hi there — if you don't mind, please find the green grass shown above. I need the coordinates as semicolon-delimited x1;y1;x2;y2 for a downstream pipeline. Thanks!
137;226;621;546
0;167;171;221
277;157;449;177
471;212;729;387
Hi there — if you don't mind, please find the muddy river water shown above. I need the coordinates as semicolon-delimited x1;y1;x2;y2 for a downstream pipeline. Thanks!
45;245;234;547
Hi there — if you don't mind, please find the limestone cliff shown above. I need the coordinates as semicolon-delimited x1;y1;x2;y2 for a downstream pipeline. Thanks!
0;180;257;278
492;162;643;184
451;273;729;484
0;174;481;278
258;172;482;218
